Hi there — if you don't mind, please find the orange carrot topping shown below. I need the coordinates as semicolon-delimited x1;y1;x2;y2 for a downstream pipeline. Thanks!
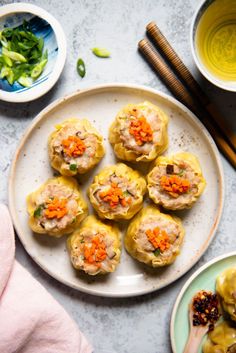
129;116;153;145
146;227;170;252
44;198;68;219
160;175;190;197
83;235;107;265
99;183;131;208
62;135;86;157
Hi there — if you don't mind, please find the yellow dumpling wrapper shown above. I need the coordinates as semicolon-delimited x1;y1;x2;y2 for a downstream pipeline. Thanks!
27;176;88;237
48;118;105;176
109;101;168;162
124;205;185;267
67;215;121;275
216;268;236;321
203;321;236;353
88;163;147;220
147;152;206;210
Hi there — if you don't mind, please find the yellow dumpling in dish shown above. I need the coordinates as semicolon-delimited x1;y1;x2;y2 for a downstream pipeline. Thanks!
147;152;206;210
109;101;168;162
67;215;121;275
88;163;147;220
124;205;184;267
216;268;236;321
27;176;88;237
203;321;236;353
48;118;105;175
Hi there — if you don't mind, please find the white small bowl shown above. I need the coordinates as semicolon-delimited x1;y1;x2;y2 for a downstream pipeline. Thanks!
190;0;236;92
0;3;66;103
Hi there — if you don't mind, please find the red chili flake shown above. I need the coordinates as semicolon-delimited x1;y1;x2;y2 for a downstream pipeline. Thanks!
192;290;220;330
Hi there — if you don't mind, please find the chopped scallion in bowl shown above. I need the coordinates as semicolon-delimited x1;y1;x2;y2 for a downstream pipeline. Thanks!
0;3;66;102
0;20;48;87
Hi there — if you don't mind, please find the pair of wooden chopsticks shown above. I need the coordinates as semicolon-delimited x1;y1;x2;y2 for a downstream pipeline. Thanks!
138;22;236;169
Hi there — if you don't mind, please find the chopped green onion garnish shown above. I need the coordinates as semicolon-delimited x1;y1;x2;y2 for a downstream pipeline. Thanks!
2;55;12;67
0;66;10;79
6;69;14;85
33;206;43;218
92;47;110;58
154;248;161;257
178;169;184;176
69;164;77;171
0;21;48;86
2;47;27;62
31;59;47;79
123;190;130;197
77;58;86;78
18;74;33;87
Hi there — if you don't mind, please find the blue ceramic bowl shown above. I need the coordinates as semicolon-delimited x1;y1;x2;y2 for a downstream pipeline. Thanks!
0;3;66;102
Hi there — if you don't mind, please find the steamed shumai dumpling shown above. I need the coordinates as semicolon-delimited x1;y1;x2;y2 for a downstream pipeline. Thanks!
147;152;206;210
27;176;88;237
48;118;105;175
67;215;121;275
109;101;168;162
216;268;236;321
203;321;236;353
88;163;147;220
124;205;184;267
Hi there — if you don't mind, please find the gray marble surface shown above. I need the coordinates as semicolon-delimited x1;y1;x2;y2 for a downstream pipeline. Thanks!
0;0;235;352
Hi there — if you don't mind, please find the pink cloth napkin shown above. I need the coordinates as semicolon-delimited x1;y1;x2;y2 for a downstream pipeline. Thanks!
0;204;93;353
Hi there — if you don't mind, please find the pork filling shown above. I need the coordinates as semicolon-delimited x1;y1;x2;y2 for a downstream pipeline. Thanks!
118;106;162;155
135;215;181;258
93;173;137;214
71;230;118;274
33;183;80;231
149;161;201;205
52;123;99;172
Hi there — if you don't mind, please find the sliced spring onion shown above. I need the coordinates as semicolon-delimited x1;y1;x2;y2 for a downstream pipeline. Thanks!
77;58;86;78
69;164;77;171
0;66;14;84
31;59;47;79
2;55;13;67
2;47;27;62
153;248;161;257
123;190;130;197
18;74;33;87
72;217;77;224
0;21;48;86
92;47;110;58
6;69;14;85
33;205;43;218
2;28;13;38
0;37;8;48
178;169;184;176
0;66;10;79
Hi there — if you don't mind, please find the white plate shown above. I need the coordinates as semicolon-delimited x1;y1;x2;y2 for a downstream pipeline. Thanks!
8;83;224;297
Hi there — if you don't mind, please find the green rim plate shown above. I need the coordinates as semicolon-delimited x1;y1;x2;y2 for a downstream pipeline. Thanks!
170;252;236;353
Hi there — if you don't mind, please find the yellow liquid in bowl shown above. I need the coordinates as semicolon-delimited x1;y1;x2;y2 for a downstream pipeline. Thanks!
196;0;236;81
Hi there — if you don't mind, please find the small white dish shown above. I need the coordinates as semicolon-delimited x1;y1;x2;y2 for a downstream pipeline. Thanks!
0;3;66;103
8;83;224;297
